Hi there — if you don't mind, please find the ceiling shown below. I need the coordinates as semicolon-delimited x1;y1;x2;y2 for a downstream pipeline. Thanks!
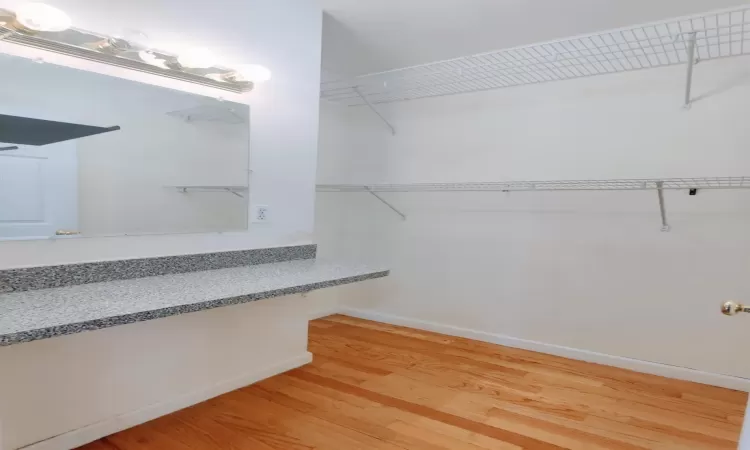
320;0;749;80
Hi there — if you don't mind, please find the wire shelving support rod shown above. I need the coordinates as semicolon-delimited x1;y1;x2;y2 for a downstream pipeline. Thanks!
168;185;248;198
655;181;670;232
684;32;698;109
366;188;406;220
354;87;396;135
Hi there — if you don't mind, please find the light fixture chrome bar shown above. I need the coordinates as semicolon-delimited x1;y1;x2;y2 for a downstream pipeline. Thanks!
684;32;697;109
354;87;396;135
0;26;254;94
367;188;406;220
656;181;670;232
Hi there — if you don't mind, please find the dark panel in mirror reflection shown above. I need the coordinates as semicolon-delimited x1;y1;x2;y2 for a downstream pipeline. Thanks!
0;114;120;145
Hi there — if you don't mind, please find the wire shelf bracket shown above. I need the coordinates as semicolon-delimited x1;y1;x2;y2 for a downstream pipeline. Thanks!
166;106;247;125
683;32;698;109
655;181;671;232
354;87;396;135
317;176;750;231
366;187;406;220
168;185;248;198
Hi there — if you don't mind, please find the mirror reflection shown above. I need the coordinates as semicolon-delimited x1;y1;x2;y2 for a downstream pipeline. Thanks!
0;53;250;240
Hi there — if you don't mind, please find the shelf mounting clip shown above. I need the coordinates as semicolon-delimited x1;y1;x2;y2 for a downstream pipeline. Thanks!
354;87;396;136
366;187;406;220
656;181;670;232
683;32;698;109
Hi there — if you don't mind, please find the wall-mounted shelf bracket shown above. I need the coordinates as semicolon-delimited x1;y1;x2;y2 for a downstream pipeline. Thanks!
656;181;670;232
366;187;406;220
225;188;245;198
354;87;396;136
683;32;698;110
170;185;247;198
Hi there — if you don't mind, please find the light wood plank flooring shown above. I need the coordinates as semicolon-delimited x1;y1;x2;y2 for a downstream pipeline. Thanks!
81;314;747;449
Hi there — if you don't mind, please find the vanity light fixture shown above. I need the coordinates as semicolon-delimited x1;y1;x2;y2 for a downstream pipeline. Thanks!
204;73;227;83
97;29;149;55
0;7;257;94
13;2;71;33
233;64;272;83
96;37;132;54
177;48;216;69
138;50;168;69
204;65;272;84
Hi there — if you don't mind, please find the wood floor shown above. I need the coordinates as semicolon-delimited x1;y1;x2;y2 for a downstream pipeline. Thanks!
81;314;747;449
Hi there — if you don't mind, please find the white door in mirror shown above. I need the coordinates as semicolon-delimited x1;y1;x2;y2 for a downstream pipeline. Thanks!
252;205;269;223
0;142;78;240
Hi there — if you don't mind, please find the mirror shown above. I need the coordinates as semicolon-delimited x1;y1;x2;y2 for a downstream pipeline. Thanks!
0;53;250;241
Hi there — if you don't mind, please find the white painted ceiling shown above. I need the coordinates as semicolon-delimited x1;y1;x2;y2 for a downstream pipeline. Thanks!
320;0;749;79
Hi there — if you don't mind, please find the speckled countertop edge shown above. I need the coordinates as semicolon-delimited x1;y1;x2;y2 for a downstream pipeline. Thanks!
0;244;317;293
0;260;388;347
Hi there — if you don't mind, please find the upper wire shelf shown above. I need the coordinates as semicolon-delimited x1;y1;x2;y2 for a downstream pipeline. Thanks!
167;185;248;198
321;6;750;106
317;177;750;193
166;105;247;125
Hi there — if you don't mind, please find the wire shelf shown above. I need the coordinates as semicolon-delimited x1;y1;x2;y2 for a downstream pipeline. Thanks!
317;177;750;193
166;185;248;198
166;106;247;125
321;6;750;106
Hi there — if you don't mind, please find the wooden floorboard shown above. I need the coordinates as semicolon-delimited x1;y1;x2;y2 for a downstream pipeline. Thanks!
79;314;747;449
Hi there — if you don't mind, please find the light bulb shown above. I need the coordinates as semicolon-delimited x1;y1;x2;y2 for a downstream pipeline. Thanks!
138;50;168;69
14;2;71;32
177;48;216;69
234;64;272;83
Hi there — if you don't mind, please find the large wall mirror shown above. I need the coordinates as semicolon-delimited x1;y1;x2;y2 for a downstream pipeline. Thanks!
0;53;250;241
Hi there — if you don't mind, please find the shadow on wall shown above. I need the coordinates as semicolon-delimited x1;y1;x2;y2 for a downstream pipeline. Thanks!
692;68;750;105
321;12;392;80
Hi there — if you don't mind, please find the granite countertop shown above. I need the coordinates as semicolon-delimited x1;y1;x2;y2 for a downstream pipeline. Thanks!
0;259;388;347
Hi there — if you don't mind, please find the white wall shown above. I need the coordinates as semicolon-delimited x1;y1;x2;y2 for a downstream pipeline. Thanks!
316;55;750;381
0;1;323;449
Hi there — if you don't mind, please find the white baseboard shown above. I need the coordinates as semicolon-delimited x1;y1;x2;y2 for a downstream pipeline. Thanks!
20;352;313;450
309;306;343;320
340;307;750;392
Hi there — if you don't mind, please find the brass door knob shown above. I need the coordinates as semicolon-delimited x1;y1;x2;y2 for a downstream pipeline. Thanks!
722;301;750;316
55;229;80;236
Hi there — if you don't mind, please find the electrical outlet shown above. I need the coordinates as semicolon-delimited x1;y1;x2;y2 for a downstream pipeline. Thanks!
253;205;269;223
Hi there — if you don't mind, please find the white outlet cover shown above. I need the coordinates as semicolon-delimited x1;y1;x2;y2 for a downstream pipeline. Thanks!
252;204;269;223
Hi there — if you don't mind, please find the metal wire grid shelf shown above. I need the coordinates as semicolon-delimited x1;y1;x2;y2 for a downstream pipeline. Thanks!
321;6;750;107
167;185;248;198
317;177;750;230
317;177;750;192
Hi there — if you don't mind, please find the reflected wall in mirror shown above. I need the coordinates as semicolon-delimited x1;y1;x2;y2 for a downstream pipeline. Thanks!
0;53;250;241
